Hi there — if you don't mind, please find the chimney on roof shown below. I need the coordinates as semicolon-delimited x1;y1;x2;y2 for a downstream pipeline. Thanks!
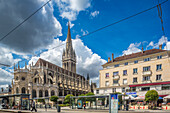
142;42;144;53
142;46;144;53
108;57;110;62
159;44;162;50
112;53;114;61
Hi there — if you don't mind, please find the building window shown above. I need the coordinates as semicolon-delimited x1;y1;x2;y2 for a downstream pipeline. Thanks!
123;79;127;84
105;81;109;86
123;70;127;75
51;90;55;96
32;90;37;98
141;87;150;91
16;87;19;94
104;89;108;94
131;87;136;92
134;60;138;64
143;76;150;81
133;77;137;83
162;84;170;90
96;90;99;94
114;64;119;68
113;80;119;84
157;55;162;59
122;87;125;92
45;90;48;97
113;71;119;76
22;77;25;81
156;64;162;71
156;74;162;81
133;68;138;74
21;87;25;94
16;76;19;80
124;62;128;66
144;58;150;62
39;90;43;97
112;88;116;93
105;73;109;78
143;66;150;72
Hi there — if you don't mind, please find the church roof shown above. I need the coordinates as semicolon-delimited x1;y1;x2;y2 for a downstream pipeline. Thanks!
35;58;84;79
103;49;167;66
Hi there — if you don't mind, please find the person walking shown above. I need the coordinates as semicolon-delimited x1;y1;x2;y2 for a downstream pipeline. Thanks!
31;100;37;112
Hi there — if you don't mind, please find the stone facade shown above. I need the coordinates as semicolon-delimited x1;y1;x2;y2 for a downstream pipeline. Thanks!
12;23;92;99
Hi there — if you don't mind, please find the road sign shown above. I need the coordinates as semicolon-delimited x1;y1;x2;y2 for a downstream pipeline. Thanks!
109;94;118;113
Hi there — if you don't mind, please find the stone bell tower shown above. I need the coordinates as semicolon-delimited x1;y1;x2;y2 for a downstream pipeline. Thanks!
62;22;76;73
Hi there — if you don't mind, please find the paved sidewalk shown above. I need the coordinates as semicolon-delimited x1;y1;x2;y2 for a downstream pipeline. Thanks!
1;108;170;113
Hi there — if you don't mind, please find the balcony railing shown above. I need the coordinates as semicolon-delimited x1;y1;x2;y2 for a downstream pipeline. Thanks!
142;80;152;83
142;70;152;76
113;75;120;80
112;83;119;86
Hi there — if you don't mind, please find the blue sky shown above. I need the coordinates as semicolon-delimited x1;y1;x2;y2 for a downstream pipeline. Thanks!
0;0;169;87
55;0;169;59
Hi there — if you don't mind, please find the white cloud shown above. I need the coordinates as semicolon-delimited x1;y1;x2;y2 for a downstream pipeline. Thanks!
0;0;62;53
29;38;106;80
56;0;91;21
0;68;13;87
66;21;74;28
0;45;21;67
81;29;89;35
122;42;141;55
90;11;99;18
146;36;169;50
165;42;170;50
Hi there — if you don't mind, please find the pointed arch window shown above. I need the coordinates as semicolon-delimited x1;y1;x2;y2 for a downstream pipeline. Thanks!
21;87;26;94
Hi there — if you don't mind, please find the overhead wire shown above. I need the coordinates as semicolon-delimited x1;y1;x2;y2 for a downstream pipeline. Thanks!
0;0;52;42
157;0;170;65
0;0;169;68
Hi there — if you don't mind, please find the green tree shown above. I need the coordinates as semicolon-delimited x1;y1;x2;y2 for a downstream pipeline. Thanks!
64;94;73;104
78;94;85;102
50;96;59;105
37;99;45;104
145;90;159;109
85;92;95;107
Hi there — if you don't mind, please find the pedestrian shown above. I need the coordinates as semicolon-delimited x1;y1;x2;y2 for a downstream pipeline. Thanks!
83;103;86;109
45;103;47;111
31;100;37;112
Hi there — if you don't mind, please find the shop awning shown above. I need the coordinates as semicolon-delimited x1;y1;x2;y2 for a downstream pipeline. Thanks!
129;81;170;87
163;95;170;99
158;97;163;99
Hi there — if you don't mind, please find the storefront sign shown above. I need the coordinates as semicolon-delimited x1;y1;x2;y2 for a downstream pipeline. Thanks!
126;92;136;95
109;94;118;113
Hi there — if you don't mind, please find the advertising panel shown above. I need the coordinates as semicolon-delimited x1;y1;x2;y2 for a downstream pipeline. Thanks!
77;100;82;109
109;94;118;113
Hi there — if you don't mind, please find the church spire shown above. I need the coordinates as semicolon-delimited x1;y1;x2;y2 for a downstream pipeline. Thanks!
66;22;71;44
62;21;76;73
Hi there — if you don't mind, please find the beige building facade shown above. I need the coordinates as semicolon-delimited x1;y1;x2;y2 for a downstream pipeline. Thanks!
94;46;170;97
12;23;93;99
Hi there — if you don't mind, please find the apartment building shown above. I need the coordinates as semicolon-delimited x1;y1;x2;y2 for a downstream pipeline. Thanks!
94;45;170;98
